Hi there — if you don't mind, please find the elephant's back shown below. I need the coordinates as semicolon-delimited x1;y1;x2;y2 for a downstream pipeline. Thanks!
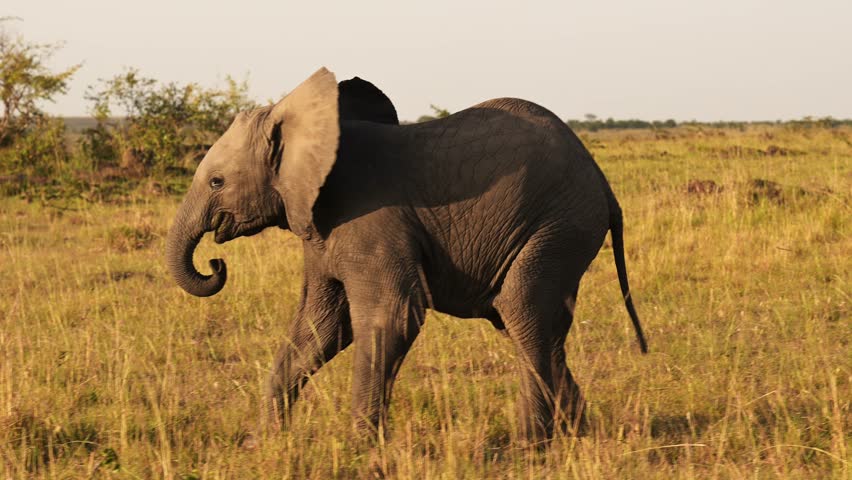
402;97;604;208
470;97;594;158
410;97;595;169
470;97;567;131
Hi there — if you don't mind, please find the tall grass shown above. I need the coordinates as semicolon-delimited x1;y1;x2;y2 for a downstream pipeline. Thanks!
1;125;849;478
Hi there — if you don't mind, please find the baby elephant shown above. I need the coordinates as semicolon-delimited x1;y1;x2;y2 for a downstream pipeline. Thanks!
166;68;647;442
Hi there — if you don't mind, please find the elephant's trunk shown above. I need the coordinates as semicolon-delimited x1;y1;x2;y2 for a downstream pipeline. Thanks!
165;196;227;297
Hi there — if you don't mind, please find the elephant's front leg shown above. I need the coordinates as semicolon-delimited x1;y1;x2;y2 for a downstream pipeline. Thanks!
268;277;352;428
347;275;427;440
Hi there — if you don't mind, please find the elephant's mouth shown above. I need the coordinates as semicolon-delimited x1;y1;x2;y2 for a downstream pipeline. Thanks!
212;212;269;244
212;212;235;244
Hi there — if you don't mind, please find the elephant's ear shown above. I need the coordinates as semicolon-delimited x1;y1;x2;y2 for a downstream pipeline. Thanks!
269;67;339;238
338;77;399;125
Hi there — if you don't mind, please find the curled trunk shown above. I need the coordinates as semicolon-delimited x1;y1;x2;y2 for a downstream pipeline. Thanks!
165;198;227;297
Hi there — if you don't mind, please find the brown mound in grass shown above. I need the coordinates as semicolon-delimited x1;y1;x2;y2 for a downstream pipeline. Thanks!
686;179;724;195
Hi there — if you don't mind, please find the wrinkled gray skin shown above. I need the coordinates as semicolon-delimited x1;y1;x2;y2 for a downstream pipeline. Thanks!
166;68;648;442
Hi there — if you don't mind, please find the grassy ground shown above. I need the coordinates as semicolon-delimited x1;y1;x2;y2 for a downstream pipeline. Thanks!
1;124;849;478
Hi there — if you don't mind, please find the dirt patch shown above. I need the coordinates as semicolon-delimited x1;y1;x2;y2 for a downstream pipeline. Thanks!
717;145;761;158
763;144;795;156
88;271;156;286
697;144;803;159
685;178;824;205
747;179;784;203
745;178;809;205
685;179;724;195
108;271;155;282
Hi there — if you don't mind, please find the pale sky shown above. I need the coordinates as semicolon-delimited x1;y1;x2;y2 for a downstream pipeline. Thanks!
4;0;851;121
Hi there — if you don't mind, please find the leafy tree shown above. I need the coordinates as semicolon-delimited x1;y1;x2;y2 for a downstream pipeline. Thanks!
84;69;256;172
0;18;80;145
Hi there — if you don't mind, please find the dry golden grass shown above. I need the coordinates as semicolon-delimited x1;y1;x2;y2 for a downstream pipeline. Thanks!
1;124;850;478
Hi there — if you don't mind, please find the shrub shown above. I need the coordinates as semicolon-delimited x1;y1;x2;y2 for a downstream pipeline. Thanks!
0;116;69;176
83;69;257;174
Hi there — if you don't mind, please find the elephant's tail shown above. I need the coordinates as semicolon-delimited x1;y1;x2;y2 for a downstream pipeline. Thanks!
609;200;649;354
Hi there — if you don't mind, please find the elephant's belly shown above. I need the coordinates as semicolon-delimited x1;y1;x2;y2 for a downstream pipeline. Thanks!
417;201;535;322
421;245;518;322
427;283;506;331
430;292;496;319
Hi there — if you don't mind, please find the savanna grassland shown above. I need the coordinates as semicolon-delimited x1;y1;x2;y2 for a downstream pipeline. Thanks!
1;124;850;479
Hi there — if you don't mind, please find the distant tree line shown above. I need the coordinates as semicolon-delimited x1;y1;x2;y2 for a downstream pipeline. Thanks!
563;113;852;131
566;114;677;131
680;117;852;129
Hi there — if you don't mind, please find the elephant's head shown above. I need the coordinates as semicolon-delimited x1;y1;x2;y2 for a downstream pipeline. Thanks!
166;68;342;297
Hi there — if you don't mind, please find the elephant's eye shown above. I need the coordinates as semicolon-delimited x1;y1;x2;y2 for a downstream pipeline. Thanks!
210;177;224;190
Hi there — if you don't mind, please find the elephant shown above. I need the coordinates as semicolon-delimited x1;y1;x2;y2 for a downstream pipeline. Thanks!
165;67;648;443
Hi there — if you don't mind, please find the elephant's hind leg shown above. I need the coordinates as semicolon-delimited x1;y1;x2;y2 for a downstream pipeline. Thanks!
494;233;589;443
269;277;352;429
496;298;573;443
551;298;585;436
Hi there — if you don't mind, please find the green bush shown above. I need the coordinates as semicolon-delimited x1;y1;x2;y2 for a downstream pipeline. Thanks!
83;69;257;174
0;116;75;199
77;123;118;170
0;116;68;176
